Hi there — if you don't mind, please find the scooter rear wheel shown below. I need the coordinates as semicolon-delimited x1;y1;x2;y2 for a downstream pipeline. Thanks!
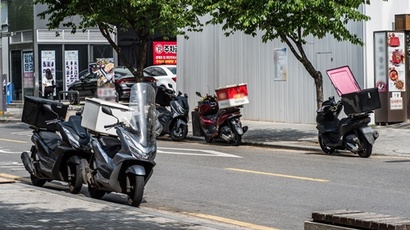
128;175;144;207
30;174;47;187
204;135;213;143
318;135;335;154
67;162;83;194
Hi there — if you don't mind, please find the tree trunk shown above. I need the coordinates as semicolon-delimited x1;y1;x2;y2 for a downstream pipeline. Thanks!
97;24;134;77
135;36;149;83
279;34;324;110
297;57;324;110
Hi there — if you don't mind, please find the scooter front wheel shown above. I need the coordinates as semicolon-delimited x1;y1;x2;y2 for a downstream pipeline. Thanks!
171;123;188;141
358;141;372;158
318;135;335;154
128;175;144;207
67;161;83;194
231;131;242;146
30;174;47;187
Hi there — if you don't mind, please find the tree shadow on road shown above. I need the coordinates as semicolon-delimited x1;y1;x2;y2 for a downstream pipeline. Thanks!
244;128;317;142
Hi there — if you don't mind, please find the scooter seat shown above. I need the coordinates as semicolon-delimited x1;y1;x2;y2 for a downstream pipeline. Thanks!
203;114;218;123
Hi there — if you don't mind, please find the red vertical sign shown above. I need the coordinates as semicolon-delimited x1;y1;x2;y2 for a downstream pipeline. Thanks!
153;41;177;65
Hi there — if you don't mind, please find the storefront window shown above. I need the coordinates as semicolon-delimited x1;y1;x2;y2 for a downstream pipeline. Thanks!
11;51;22;100
91;45;113;61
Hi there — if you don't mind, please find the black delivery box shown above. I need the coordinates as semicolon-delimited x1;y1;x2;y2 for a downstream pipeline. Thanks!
340;88;381;115
326;66;381;115
22;96;68;130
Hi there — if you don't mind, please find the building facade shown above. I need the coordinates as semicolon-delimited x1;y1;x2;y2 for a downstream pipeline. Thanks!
8;1;115;101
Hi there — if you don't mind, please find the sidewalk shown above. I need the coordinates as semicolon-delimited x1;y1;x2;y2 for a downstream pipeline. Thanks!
2;106;410;157
0;180;242;230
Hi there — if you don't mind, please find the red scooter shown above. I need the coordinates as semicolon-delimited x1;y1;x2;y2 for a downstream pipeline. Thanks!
195;92;248;145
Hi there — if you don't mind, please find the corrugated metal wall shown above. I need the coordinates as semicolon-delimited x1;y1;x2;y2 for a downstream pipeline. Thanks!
178;18;364;124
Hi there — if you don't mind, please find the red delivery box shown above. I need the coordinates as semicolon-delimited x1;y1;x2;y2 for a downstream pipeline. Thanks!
215;83;249;109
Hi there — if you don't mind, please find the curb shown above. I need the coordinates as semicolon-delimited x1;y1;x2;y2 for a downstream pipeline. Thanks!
0;117;21;123
171;135;323;152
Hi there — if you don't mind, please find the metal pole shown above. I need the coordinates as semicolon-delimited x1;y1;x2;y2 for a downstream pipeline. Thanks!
0;74;5;115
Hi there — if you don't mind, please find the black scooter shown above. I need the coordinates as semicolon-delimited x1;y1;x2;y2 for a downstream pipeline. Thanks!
316;96;379;158
156;86;189;141
81;83;158;207
21;104;92;194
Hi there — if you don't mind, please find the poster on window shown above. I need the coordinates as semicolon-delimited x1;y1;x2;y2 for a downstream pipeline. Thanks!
23;52;34;88
274;48;288;81
41;50;56;96
387;32;406;92
65;50;79;89
153;41;177;65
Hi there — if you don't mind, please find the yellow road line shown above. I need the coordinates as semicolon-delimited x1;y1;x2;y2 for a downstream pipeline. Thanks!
0;138;27;144
0;173;29;183
184;212;280;230
226;168;329;182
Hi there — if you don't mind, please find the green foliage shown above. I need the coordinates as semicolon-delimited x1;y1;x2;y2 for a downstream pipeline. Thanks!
35;0;201;36
34;0;202;79
194;0;372;46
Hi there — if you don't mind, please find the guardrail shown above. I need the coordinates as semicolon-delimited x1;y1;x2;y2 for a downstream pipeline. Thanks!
58;91;79;105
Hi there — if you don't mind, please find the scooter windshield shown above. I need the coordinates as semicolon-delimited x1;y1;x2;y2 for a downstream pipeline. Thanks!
128;83;157;146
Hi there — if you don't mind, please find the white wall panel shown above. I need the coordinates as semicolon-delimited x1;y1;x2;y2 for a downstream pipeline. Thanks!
179;16;364;124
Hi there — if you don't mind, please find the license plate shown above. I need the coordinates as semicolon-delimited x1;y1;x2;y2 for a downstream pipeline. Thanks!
97;87;116;98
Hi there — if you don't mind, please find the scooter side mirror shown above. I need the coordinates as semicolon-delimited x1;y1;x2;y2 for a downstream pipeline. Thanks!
101;106;120;123
196;92;202;97
101;106;113;116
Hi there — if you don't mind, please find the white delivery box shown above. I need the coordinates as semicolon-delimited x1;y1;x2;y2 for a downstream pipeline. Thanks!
81;97;133;136
215;83;249;109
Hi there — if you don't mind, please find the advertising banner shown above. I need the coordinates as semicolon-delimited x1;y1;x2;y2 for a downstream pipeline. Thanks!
41;50;56;96
387;32;405;92
65;50;79;90
23;52;34;88
153;41;177;65
273;48;288;81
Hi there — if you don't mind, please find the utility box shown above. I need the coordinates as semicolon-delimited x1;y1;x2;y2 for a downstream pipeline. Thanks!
81;97;133;136
395;14;410;31
6;83;14;104
191;111;203;136
374;31;408;124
